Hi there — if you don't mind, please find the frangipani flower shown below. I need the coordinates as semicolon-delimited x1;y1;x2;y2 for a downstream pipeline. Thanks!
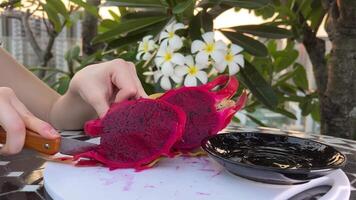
154;69;182;90
214;44;244;75
154;43;185;76
136;35;156;60
191;32;227;64
159;22;185;50
176;55;208;87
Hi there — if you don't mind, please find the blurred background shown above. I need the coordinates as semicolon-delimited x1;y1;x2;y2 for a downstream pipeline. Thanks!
0;0;354;139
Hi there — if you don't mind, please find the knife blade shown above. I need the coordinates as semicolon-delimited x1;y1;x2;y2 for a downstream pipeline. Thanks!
59;136;98;155
0;127;97;155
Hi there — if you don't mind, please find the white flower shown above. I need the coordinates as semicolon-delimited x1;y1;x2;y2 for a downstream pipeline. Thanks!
214;44;244;75
159;22;185;50
191;32;227;64
175;55;208;87
136;35;157;60
154;42;185;76
153;69;182;90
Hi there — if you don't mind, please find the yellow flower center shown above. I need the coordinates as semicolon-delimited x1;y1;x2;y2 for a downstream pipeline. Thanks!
204;43;215;53
164;52;172;61
225;52;234;62
168;31;175;39
143;42;149;52
188;65;198;75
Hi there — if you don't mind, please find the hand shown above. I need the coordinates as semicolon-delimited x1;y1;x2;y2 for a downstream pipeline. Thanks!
0;87;60;155
68;59;148;118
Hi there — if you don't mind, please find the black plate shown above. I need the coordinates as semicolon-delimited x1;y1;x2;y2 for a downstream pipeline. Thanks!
201;132;346;185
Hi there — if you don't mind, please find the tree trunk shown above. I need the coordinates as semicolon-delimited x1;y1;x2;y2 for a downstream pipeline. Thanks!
322;0;356;139
82;0;101;56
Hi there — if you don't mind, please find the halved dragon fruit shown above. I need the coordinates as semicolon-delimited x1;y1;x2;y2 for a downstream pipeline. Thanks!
74;99;186;170
159;75;247;152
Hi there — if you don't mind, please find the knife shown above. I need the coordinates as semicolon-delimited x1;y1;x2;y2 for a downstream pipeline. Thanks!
0;127;97;155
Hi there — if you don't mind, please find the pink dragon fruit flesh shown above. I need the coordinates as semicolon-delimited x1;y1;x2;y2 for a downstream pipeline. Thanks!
75;98;186;171
159;75;247;152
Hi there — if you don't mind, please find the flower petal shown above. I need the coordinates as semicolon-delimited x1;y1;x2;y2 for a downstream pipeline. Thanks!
196;62;207;70
148;40;156;51
143;35;153;41
173;23;185;31
191;40;205;53
160;76;172;90
159;31;169;42
172;53;185;66
136;51;144;60
171;74;183;83
184;74;197;86
231;44;243;54
175;66;189;76
233;54;245;67
211;50;224;63
228;62;240;75
195;51;209;64
153;70;163;82
196;71;208;84
214;62;227;73
142;52;151;60
202;32;214;44
154;57;165;67
215;40;227;51
170;35;183;50
185;55;194;66
161;62;174;76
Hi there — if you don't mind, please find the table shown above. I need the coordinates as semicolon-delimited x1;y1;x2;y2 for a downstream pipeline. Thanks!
0;126;356;200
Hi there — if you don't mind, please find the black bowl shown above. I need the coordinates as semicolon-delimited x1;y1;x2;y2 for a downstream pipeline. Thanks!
201;132;346;185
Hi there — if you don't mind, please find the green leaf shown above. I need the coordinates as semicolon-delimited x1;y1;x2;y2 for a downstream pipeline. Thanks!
232;24;293;39
104;0;167;7
311;101;320;122
222;31;268;57
57;76;70;95
43;4;62;33
246;114;267;126
65;46;80;62
300;99;313;116
292;63;309;90
173;0;194;14
239;61;278;109
220;0;271;9
47;0;69;19
93;16;168;43
274;107;297;120
109;10;121;21
70;0;99;18
189;11;214;40
108;32;147;49
274;49;299;72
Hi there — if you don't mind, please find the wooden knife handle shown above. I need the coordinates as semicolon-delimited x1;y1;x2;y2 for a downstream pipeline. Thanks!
0;127;61;155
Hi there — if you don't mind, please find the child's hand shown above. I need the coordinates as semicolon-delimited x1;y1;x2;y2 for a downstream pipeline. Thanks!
0;87;60;155
68;59;148;118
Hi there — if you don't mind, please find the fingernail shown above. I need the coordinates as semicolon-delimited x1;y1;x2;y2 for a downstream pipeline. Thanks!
48;128;59;136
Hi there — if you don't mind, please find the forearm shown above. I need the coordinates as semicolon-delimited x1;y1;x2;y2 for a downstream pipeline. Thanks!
49;90;97;130
0;48;60;121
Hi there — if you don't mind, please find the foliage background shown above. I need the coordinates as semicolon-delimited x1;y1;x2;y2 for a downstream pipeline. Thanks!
1;0;355;139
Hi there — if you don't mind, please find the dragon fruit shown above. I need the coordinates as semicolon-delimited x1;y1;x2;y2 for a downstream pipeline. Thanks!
159;75;247;152
74;99;186;170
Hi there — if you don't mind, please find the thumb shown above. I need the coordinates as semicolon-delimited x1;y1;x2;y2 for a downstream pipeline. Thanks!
23;116;60;139
9;96;60;139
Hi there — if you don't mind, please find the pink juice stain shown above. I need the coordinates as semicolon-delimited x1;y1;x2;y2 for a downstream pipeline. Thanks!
122;174;134;191
197;192;210;196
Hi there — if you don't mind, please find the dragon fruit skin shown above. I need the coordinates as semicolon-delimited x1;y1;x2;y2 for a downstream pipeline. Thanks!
159;75;247;152
75;99;186;171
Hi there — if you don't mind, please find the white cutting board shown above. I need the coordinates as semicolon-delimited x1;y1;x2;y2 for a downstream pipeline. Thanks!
44;154;350;200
